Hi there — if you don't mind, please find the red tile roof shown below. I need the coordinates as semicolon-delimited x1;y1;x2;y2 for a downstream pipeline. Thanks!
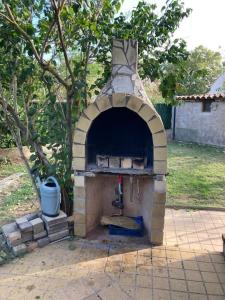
176;93;225;101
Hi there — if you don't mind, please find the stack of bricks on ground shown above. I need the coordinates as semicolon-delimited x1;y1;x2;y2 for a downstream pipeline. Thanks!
2;211;69;256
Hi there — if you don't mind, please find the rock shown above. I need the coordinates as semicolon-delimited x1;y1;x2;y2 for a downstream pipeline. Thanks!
37;237;50;248
49;229;69;242
12;244;27;256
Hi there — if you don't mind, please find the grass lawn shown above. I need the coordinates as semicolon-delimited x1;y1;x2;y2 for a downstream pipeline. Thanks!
167;141;225;208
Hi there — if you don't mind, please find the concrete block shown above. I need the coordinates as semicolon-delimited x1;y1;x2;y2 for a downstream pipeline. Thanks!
152;132;167;147
138;104;155;122
151;229;164;245
26;241;38;253
73;144;85;158
2;222;17;237
152;204;166;217
151;217;165;230
154;178;166;193
73;157;85;170
112;93;127;107
74;176;85;187
154;161;167;175
126;96;143;113
73;130;86;144
26;212;39;221
154;147;167;161
33;230;47;240
75;186;85;198
18;221;32;233
84;104;99;120
42;210;67;226
12;244;27;256
16;216;27;226
30;218;44;234
74;224;86;237
73;197;85;214
154;192;166;204
38;237;50;248
7;231;21;246
109;157;120;168
49;229;69;242
96;96;112;112
76;116;91;132
121;157;132;169
74;212;85;224
148;117;164;134
21;232;33;243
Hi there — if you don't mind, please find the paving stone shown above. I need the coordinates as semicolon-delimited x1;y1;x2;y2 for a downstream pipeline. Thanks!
37;236;50;248
18;221;32;233
12;243;27;256
48;229;69;242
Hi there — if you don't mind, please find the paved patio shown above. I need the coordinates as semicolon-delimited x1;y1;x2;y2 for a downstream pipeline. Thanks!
0;209;225;299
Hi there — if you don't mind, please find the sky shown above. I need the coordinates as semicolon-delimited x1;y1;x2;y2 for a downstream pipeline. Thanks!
121;0;225;56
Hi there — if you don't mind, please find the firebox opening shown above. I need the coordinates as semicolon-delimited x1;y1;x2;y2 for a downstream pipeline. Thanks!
87;107;153;169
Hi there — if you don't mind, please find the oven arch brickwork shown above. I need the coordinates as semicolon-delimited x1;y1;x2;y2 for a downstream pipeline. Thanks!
72;39;167;245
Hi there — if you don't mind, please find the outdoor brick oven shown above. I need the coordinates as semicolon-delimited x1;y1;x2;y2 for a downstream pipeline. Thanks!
72;39;167;245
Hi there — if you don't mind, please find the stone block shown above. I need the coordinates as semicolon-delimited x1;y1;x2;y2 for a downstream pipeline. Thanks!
154;147;167;161
112;46;127;65
46;222;68;234
151;217;165;230
49;229;69;242
73;157;85;170
96;96;112;112
132;158;145;169
74;212;85;224
97;155;109;168
34;230;47;240
151;229;164;245
12;244;27;256
26;241;38;253
30;218;44;234
121;158;132;169
126;96;143;113
76;116;91;132
16;216;27;226
112;93;127;107
74;224;86;237
83;104;99;120
148;117;164;134
73;130;86;144
73;144;85;158
152;132;167;147
21;232;33;243
154;161;167;175
26;212;39;221
37;237;50;248
74;176;85;187
109;157;120;168
138;105;155;122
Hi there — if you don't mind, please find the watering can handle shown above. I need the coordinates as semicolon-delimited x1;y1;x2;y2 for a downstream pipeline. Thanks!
45;176;61;193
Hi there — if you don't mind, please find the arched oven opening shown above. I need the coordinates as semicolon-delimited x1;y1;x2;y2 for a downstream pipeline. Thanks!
86;107;153;173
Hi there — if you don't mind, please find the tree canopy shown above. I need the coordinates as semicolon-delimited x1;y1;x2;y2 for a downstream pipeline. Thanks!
0;0;191;212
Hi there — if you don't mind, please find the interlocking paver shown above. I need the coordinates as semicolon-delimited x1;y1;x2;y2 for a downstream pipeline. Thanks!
1;208;225;299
